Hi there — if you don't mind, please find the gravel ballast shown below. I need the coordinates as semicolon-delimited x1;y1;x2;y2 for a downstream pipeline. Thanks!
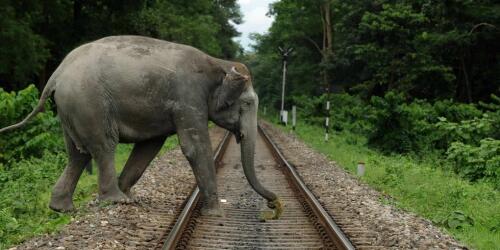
13;122;466;249
14;128;226;250
260;121;465;249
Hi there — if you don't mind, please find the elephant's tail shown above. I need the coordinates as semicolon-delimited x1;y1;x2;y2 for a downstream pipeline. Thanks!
0;76;58;133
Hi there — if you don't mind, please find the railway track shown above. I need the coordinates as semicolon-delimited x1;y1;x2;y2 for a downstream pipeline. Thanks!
158;125;355;249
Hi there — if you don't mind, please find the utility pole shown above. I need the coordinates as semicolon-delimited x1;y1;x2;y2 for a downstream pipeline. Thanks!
278;46;293;124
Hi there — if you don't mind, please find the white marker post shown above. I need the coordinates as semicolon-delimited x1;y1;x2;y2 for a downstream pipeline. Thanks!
325;101;330;141
357;161;365;176
282;110;288;126
292;105;296;131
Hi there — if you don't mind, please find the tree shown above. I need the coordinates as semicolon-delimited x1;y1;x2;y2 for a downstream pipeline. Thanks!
249;0;500;105
0;0;243;91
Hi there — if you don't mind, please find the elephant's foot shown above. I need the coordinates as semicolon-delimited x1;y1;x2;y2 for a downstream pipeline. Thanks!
201;206;225;217
259;197;284;221
49;196;75;213
99;189;132;204
119;185;136;200
123;189;136;200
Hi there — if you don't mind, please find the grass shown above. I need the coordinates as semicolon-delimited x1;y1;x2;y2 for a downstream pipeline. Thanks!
267;118;499;250
0;137;178;250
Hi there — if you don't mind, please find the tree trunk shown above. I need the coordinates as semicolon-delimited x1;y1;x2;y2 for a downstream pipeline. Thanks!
460;55;472;103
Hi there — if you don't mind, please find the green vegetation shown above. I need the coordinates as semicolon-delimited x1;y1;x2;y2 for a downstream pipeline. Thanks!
0;1;242;246
0;86;178;249
1;0;499;249
1;0;243;91
248;0;499;104
285;93;500;188
248;6;499;243
267;117;499;249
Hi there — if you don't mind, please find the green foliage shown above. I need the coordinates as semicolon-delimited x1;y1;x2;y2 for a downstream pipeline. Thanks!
0;86;182;248
270;90;500;185
447;139;500;187
0;0;243;90
436;114;496;146
441;211;475;230
0;4;50;86
131;0;242;57
250;0;500;104
0;152;68;248
0;85;63;164
368;92;438;153
269;120;500;249
292;93;373;134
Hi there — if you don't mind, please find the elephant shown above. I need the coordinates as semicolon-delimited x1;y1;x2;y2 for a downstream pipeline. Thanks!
0;35;282;218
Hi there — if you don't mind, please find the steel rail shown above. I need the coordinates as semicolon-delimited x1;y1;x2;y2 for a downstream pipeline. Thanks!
161;125;355;249
258;124;355;250
161;131;231;250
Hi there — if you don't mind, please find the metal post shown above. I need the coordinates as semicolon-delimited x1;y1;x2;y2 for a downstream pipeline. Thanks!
325;101;330;141
292;105;296;130
280;59;287;121
278;46;293;124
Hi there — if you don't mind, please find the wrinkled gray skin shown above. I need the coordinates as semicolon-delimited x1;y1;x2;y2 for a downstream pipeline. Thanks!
0;36;277;215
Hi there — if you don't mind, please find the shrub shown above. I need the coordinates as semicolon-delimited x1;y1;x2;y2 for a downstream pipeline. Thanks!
446;138;500;187
268;91;500;186
367;91;439;153
433;99;482;122
436;114;496;147
0;85;63;165
0;152;68;247
292;93;374;134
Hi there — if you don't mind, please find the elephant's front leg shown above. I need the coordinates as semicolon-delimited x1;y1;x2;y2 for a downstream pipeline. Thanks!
177;124;222;216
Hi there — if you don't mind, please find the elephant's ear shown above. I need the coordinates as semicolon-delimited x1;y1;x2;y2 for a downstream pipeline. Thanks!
215;66;250;111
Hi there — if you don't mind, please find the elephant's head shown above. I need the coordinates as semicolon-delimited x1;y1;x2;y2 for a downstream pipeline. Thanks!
209;64;282;219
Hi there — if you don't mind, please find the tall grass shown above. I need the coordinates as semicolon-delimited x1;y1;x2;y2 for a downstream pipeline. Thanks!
268;118;499;249
0;138;178;249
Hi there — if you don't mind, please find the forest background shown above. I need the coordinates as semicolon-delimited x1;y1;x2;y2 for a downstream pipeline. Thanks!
0;0;499;249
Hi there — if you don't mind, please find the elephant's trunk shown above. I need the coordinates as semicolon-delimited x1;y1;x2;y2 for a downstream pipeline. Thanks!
239;96;277;203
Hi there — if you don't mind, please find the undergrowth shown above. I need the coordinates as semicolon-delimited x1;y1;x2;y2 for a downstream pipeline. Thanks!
267;117;499;249
0;85;179;249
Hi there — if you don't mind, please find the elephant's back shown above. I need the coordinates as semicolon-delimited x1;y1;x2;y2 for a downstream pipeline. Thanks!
92;35;205;63
53;36;209;89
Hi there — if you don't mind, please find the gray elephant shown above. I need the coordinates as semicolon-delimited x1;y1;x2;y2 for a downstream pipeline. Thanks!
0;36;282;218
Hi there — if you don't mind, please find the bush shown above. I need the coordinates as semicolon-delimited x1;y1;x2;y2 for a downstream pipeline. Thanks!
281;91;500;187
0;152;68;247
292;93;374;134
446;138;500;187
367;92;439;153
436;114;496;147
0;85;63;165
433;99;482;122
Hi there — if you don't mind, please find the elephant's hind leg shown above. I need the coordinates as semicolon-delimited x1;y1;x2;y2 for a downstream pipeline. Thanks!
50;132;91;212
92;147;130;203
118;136;166;197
